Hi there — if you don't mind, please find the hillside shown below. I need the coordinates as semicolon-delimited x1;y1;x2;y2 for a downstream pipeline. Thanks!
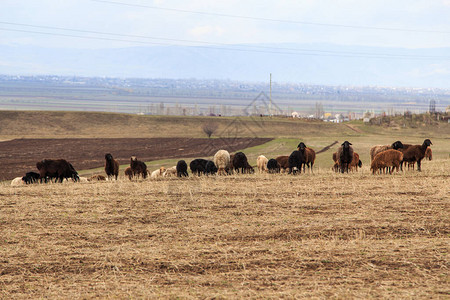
2;111;449;140
0;111;357;139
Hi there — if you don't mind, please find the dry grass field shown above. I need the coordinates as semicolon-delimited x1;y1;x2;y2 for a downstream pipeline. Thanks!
1;160;448;298
0;111;449;298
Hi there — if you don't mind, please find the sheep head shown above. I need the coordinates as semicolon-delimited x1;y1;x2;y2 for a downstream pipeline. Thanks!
297;142;306;151
392;141;404;149
342;141;352;149
105;153;113;161
423;139;432;147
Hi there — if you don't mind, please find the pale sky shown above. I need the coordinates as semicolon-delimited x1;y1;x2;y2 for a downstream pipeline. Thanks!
1;0;450;49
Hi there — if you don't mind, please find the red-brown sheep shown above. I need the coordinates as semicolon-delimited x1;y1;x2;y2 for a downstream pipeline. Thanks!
370;141;404;161
400;139;432;172
297;143;316;173
370;149;403;175
275;155;289;173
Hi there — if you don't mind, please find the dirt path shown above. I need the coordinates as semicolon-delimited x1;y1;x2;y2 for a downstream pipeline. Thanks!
344;124;364;133
0;137;272;180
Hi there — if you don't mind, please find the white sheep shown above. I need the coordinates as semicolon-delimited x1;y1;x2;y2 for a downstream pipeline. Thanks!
151;166;166;178
213;149;230;175
163;166;177;177
256;155;268;173
10;177;25;186
78;176;89;182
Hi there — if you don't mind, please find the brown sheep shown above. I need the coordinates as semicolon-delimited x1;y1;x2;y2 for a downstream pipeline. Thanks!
400;139;432;172
104;153;119;180
88;174;107;181
370;141;404;161
226;153;235;174
349;152;363;172
275;155;289;173
124;167;133;180
425;147;432;160
370;149;404;175
303;147;316;173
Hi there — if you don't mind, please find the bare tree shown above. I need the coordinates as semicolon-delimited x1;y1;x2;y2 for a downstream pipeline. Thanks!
202;122;219;138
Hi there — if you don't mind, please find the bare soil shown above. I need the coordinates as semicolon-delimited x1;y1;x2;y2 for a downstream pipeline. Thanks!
0;137;272;180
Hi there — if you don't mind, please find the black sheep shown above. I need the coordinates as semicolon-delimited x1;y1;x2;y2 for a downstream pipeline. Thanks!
176;160;189;177
267;158;280;173
337;141;354;173
36;159;79;183
22;171;40;184
232;152;254;174
105;153;119;180
288;149;306;175
189;158;208;175
130;156;147;179
205;160;218;175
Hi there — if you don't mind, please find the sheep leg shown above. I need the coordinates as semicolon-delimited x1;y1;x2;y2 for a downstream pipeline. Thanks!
417;159;422;172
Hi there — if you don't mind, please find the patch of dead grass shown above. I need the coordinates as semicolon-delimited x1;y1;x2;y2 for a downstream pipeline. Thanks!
0;161;449;298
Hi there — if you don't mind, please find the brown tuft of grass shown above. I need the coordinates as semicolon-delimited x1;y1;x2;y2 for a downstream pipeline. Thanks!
0;161;449;298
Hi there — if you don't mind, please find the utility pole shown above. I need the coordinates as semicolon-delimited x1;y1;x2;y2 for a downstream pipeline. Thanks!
269;73;272;116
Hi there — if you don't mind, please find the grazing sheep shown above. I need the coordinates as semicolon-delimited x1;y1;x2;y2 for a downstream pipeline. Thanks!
337;141;354;173
213;150;231;175
370;149;404;175
124;167;133;180
288;148;306;175
88;174;107;181
267;158;281;173
275;155;289;173
400;139;432;172
176;160;189;177
151;167;166;178
130;156;147;179
22;171;40;184
205;160;218;175
225;153;235;174
256;155;268;173
370;141;404;162
37;159;79;183
233;152;254;174
189;159;209;175
163;166;177;177
11;177;25;186
104;153;119;180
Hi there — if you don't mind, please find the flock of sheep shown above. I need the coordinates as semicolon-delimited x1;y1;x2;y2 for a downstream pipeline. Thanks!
10;138;433;186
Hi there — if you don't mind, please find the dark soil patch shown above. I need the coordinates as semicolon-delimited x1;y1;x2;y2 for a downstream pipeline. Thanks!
0;137;272;180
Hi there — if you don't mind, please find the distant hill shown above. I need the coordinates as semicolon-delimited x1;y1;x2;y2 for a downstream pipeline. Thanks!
1;43;449;88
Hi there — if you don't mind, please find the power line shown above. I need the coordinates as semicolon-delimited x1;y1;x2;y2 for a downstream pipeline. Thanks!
1;22;450;60
91;0;450;34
